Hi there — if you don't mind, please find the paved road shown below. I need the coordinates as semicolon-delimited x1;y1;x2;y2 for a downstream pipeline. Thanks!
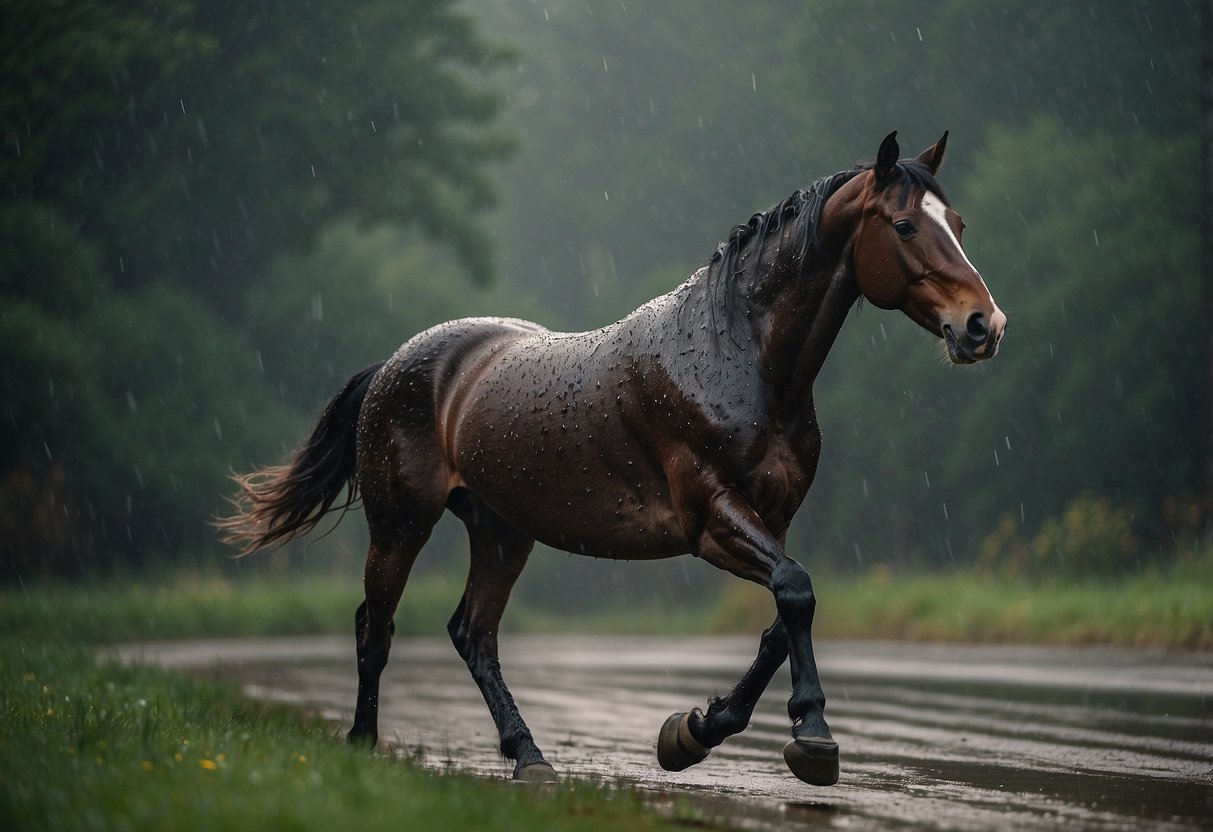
118;636;1213;831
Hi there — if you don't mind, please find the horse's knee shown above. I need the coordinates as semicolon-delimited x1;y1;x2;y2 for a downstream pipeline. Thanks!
771;559;816;616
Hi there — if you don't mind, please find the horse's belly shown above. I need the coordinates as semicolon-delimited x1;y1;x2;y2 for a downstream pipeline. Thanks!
452;433;687;559
459;465;688;559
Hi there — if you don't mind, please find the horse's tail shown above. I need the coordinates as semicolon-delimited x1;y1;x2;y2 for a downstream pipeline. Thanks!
215;361;386;556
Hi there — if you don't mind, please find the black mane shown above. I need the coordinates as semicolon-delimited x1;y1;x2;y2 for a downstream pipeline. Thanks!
698;160;944;350
708;159;945;277
707;167;860;281
700;166;860;350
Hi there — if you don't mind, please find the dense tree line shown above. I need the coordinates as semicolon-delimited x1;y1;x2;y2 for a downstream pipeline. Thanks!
2;0;1206;587
1;0;513;577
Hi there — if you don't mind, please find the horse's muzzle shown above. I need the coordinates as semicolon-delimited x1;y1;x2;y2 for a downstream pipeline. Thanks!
942;309;1005;364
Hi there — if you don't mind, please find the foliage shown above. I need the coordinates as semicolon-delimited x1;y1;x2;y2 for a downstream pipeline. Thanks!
978;494;1141;582
0;201;300;577
0;1;513;574
0;0;514;303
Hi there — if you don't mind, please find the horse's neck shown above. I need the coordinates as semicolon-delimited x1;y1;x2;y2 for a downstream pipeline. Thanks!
761;245;861;421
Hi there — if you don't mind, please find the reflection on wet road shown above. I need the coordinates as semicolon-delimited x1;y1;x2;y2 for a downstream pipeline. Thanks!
119;636;1213;831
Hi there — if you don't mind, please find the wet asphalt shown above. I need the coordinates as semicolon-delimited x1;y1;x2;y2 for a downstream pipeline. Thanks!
117;635;1213;831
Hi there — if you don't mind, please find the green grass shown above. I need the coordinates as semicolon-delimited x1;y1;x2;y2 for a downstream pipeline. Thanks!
0;572;459;645
714;555;1213;650
5;554;1211;650
0;637;716;832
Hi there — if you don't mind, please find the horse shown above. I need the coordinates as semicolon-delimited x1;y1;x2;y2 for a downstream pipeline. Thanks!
217;131;1006;786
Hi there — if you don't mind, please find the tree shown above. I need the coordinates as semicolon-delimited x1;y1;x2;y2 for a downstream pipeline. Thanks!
1;0;514;309
0;1;514;575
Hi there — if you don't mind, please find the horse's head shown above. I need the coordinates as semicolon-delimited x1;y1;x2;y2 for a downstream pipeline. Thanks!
849;131;1006;364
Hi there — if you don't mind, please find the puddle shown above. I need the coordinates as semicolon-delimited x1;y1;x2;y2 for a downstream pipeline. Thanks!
117;636;1213;831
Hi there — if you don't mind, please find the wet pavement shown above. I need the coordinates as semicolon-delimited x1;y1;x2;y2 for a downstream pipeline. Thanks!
117;636;1213;831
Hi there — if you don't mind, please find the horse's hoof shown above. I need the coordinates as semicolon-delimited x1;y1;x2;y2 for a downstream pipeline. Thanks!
783;736;839;786
347;728;376;749
657;710;711;772
514;762;559;783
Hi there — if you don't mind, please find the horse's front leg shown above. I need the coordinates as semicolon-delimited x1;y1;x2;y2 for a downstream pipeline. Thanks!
770;555;837;785
657;615;788;769
668;490;838;786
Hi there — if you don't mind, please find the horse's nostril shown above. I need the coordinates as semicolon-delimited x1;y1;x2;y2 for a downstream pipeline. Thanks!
966;312;989;344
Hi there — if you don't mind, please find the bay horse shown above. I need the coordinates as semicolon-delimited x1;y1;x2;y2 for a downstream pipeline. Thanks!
218;132;1005;786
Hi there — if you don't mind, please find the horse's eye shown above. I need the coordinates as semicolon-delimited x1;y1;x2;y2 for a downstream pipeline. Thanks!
893;220;916;239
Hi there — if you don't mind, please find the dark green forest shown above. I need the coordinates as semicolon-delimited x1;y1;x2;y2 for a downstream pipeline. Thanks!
2;1;1208;596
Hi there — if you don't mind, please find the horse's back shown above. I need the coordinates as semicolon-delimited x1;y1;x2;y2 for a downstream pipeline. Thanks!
357;317;549;497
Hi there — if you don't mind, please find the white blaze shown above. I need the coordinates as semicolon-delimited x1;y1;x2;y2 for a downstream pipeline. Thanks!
921;191;1002;317
920;191;978;274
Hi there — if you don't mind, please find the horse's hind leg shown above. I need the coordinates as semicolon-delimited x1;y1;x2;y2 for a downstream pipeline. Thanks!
658;615;788;771
445;489;555;781
348;492;444;748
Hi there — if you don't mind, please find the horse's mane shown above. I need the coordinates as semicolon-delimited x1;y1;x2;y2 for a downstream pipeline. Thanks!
700;159;944;349
708;169;855;285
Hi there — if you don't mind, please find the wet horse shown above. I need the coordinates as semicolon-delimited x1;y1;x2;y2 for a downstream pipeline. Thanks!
218;132;1006;786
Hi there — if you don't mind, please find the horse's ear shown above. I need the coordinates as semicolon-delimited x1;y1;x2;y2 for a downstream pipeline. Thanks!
916;130;949;174
876;131;900;180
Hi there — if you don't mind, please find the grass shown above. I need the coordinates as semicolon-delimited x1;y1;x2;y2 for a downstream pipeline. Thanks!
0;637;716;832
5;553;1210;649
714;555;1213;650
0;572;456;645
